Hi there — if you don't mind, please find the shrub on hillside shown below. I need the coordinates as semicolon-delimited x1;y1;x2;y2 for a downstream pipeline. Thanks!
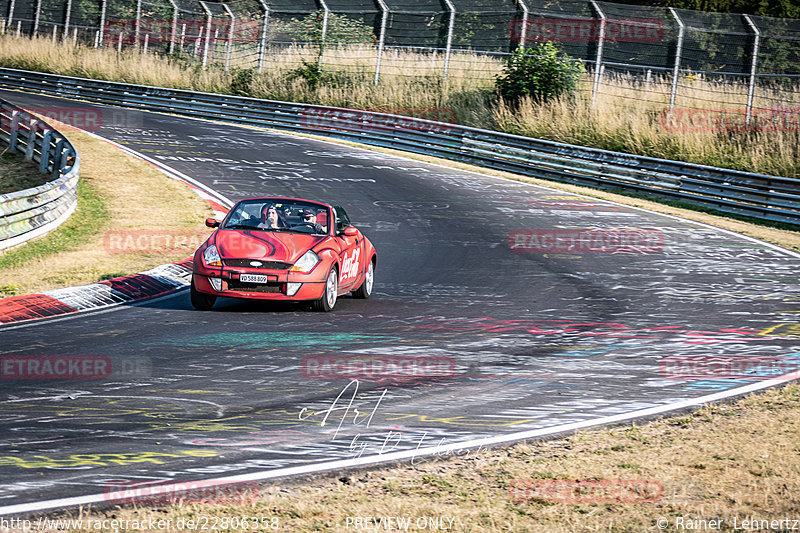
496;42;585;105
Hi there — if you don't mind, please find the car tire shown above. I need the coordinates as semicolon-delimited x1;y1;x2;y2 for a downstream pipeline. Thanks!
190;279;216;310
352;258;374;299
313;267;338;312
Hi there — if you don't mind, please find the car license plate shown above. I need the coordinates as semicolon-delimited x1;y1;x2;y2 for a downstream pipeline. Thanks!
240;274;270;283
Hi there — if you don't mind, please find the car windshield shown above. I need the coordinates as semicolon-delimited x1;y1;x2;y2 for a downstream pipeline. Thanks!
222;199;329;235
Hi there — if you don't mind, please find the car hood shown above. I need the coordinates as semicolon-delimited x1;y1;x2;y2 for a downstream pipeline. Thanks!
213;229;324;263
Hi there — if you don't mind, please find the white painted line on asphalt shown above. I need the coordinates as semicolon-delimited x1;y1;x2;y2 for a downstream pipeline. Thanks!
2;369;798;517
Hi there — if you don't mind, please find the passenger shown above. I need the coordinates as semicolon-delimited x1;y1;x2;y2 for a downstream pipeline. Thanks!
258;204;285;229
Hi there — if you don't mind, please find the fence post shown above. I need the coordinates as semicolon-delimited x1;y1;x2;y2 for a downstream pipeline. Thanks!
589;0;606;109
256;0;269;72
64;0;72;37
134;0;141;46
167;0;178;54
7;0;14;27
515;0;529;51
743;14;760;126
33;0;42;36
443;0;455;79
317;0;330;68
222;3;235;72
98;0;106;46
200;1;213;68
374;0;388;85
668;7;684;111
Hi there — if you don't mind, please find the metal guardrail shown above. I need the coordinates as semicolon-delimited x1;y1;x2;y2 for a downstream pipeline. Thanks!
0;67;798;225
0;97;80;251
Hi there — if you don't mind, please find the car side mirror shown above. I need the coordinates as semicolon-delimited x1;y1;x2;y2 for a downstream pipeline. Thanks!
343;226;358;237
205;218;220;228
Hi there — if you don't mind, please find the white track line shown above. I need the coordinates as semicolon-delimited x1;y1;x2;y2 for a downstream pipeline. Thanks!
2;369;799;517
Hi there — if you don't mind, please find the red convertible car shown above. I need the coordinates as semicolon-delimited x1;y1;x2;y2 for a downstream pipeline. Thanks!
191;197;376;312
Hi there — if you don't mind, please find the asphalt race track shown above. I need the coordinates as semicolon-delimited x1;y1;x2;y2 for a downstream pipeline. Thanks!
2;89;800;514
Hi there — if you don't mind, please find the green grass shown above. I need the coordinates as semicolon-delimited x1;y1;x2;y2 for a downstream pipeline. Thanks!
0;178;107;270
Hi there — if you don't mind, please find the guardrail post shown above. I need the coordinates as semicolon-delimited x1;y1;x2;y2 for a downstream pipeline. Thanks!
515;0;529;51
222;3;235;72
200;1;213;69
39;130;52;173
24;119;38;161
9;110;20;150
443;0;455;79
668;8;684;112
52;137;64;177
256;0;269;72
589;0;606;109
374;0;388;85
743;14;760;126
98;0;106;46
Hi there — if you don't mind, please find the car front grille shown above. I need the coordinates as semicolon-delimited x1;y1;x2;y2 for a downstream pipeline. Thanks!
224;259;291;270
226;280;283;293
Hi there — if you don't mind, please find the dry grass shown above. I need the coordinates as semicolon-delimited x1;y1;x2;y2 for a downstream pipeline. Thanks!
493;75;800;178
0;124;213;294
1;33;797;177
49;383;800;532
0;147;49;194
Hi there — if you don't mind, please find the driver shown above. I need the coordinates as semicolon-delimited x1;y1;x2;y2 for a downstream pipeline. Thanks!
297;209;326;234
258;204;285;229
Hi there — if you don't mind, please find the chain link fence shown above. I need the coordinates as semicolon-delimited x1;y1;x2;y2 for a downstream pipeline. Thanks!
1;0;799;124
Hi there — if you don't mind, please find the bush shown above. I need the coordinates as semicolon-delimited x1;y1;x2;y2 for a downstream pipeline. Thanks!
286;59;326;90
496;42;585;105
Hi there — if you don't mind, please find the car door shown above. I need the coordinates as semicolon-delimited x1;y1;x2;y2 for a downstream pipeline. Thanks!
333;205;362;291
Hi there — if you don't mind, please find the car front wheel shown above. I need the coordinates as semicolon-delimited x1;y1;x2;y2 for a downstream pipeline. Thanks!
190;279;216;310
352;259;374;299
313;267;338;312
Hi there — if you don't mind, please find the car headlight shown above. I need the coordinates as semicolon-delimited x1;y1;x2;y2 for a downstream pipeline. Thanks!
290;250;320;273
203;244;222;267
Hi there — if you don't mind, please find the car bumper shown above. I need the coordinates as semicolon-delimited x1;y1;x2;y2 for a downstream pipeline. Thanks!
191;262;328;301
